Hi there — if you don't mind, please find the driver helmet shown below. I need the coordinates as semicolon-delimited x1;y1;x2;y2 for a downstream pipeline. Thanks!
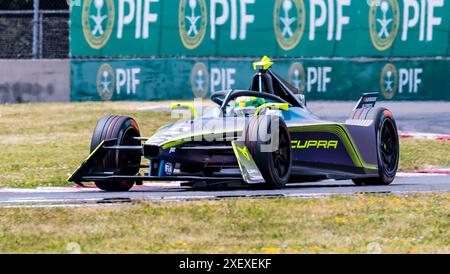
233;96;266;116
234;96;265;108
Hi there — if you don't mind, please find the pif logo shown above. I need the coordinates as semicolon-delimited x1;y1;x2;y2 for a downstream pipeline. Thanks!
82;0;115;49
380;63;398;100
179;0;207;49
97;63;115;101
288;62;306;94
369;0;399;51
96;63;141;100
191;62;209;98
274;0;305;51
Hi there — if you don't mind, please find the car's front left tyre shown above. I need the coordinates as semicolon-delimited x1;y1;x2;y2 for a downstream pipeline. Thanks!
90;115;141;192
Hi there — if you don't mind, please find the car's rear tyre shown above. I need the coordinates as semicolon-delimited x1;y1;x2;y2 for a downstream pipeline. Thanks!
352;108;399;186
244;115;292;189
91;115;141;192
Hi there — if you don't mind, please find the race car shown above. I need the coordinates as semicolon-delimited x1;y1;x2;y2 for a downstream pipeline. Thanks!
69;56;399;192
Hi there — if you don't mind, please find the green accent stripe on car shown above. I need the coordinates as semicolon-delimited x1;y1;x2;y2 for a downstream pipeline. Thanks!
159;130;243;150
161;139;189;150
67;140;105;182
290;124;378;170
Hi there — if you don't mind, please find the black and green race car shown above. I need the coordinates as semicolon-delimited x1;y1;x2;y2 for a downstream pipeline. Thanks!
69;57;400;192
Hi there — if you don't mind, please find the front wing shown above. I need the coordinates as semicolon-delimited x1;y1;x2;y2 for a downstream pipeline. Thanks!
68;139;259;185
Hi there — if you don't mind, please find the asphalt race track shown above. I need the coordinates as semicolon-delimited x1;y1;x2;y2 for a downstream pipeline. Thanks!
0;173;449;207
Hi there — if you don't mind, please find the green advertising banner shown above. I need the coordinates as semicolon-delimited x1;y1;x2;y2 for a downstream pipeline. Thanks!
70;0;450;58
71;58;450;101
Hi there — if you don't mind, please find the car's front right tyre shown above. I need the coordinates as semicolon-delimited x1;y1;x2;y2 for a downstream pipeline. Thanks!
90;115;141;192
244;115;292;189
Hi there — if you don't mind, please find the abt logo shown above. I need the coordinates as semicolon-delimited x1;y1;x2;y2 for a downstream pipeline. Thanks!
97;64;141;101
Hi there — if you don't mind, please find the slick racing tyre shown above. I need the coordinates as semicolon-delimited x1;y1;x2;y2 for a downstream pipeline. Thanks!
91;115;141;191
245;115;292;189
353;108;399;186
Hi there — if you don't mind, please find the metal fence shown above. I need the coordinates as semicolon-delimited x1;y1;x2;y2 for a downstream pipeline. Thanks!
0;0;69;59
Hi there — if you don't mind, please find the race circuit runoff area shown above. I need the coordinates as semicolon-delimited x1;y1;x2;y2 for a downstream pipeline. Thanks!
0;172;449;208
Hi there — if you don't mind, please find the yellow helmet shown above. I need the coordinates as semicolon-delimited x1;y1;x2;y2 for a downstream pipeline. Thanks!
235;96;266;108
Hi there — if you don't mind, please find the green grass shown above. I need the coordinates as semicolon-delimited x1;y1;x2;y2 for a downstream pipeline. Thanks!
0;193;448;254
0;102;448;188
0;102;173;188
400;139;450;170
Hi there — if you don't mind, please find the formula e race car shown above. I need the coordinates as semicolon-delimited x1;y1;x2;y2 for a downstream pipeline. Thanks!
69;57;399;192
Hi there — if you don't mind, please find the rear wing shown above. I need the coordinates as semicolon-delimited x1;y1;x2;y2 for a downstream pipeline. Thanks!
348;92;379;121
353;92;379;110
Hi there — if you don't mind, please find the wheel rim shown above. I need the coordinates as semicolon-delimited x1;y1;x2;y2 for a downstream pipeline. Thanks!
379;119;398;175
272;128;290;178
